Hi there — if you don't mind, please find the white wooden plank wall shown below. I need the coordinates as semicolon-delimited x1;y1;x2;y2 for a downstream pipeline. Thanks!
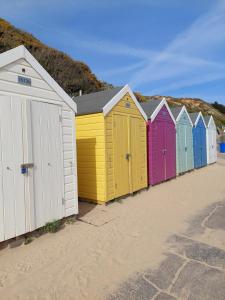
0;59;77;217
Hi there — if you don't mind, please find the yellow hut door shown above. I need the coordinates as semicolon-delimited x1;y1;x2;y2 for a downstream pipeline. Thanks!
130;116;143;192
113;114;130;198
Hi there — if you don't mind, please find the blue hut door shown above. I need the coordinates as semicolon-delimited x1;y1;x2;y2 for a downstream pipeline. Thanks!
193;118;207;168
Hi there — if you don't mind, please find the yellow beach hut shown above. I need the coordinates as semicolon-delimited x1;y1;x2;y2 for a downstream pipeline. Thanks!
75;85;148;204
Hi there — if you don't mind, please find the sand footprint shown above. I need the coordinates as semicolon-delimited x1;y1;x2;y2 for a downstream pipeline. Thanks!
16;262;32;273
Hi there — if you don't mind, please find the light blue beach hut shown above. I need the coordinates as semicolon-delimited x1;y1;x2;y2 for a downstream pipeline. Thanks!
171;106;194;174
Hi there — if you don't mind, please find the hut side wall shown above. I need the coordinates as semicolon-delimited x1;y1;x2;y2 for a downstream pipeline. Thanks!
76;113;106;203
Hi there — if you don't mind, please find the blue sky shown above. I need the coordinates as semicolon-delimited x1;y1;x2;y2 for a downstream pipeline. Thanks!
1;0;225;104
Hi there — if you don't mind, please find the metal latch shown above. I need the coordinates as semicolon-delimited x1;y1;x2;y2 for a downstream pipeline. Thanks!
125;153;131;160
21;163;34;174
162;149;167;155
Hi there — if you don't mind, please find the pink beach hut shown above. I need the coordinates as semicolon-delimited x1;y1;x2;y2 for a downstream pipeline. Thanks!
141;98;176;185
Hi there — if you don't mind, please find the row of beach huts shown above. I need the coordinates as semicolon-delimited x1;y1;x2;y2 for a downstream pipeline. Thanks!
0;46;217;243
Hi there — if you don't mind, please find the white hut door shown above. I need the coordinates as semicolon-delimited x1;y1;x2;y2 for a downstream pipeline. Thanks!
208;127;217;164
30;101;64;229
0;96;26;241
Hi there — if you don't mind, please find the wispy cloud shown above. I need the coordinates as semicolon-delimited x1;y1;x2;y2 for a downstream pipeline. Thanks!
99;61;146;78
2;0;225;100
129;0;225;94
147;70;225;95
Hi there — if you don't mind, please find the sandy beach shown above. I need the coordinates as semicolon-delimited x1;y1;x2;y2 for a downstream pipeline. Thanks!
0;156;225;300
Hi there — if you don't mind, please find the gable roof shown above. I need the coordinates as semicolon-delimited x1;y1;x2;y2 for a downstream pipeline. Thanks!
75;87;122;115
204;115;211;126
0;45;77;112
140;98;176;124
140;100;162;118
170;106;183;120
170;105;193;125
189;112;199;124
189;111;206;127
204;115;216;128
75;84;147;120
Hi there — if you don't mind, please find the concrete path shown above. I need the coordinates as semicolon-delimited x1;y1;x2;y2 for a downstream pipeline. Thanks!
107;199;225;300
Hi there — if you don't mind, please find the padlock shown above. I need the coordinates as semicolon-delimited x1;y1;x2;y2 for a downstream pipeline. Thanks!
21;166;28;174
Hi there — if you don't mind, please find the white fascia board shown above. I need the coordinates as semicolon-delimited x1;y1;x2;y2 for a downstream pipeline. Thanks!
0;45;77;113
102;84;148;121
194;112;201;126
151;97;176;125
0;45;24;69
195;111;206;127
177;106;193;126
208;115;216;129
176;106;185;122
24;48;77;113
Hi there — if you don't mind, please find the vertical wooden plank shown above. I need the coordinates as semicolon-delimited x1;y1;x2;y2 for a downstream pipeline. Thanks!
47;104;63;220
130;116;147;192
31;101;44;228
213;125;217;163
23;100;35;232
186;122;194;171
73;115;78;213
0;103;4;241
14;98;26;237
165;121;176;180
113;113;129;198
130;117;138;192
150;119;165;185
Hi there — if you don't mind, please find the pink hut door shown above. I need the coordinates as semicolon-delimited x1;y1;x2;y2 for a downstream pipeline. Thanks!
149;120;165;185
165;121;176;180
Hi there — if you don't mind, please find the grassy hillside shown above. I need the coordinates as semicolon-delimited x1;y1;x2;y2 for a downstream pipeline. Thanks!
0;18;104;96
0;18;225;127
146;95;225;127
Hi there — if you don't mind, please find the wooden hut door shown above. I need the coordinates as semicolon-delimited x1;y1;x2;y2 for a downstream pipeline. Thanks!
177;124;187;173
130;116;143;192
151;120;165;185
113;114;130;198
186;125;194;171
0;97;63;242
30;101;64;229
0;96;26;241
165;122;176;180
208;126;216;163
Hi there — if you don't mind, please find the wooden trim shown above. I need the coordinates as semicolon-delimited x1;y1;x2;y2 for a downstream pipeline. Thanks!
176;106;193;127
151;98;176;124
0;45;77;113
103;84;148;121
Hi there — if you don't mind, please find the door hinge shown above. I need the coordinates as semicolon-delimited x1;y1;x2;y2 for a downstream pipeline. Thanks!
59;114;62;122
62;197;65;205
115;183;117;189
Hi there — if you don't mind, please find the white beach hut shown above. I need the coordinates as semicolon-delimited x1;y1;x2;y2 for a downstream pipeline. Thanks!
204;115;217;164
0;45;78;242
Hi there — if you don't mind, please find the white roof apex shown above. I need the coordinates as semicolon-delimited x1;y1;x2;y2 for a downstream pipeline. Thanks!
0;45;77;112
